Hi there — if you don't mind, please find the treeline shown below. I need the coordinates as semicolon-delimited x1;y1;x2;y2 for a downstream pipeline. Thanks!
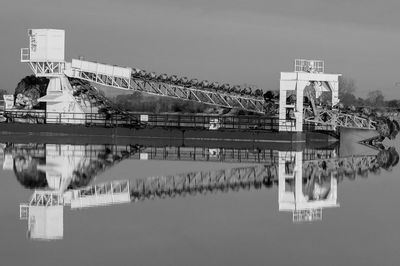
113;91;214;113
339;76;400;109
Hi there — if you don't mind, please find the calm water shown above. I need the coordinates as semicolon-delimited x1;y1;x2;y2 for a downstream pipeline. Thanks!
1;138;400;266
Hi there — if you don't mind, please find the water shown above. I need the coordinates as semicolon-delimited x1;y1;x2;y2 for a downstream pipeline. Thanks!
1;139;400;266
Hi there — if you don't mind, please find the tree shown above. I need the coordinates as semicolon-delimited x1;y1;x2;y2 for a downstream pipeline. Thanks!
338;76;357;106
387;99;399;108
338;76;356;97
366;90;384;107
0;89;7;98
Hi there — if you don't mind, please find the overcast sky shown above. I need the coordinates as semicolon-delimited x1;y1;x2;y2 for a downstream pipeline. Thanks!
1;0;400;98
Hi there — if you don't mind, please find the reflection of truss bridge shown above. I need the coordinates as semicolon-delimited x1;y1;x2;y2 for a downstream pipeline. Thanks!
130;165;275;200
19;145;398;239
303;154;380;176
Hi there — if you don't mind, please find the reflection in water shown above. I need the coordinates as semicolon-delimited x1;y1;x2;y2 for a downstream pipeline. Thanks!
2;143;141;192
7;143;398;240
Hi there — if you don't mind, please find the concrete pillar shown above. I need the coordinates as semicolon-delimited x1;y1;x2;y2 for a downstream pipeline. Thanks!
294;81;308;132
328;81;339;106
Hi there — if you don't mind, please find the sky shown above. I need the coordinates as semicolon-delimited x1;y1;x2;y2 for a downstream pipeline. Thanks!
1;0;400;98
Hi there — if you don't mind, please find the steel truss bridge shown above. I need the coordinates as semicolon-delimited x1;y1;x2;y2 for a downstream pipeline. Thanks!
66;59;265;114
19;30;388;133
304;109;377;131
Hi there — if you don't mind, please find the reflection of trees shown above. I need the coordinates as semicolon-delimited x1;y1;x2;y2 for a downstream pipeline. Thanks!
303;148;399;183
302;162;332;200
67;147;138;189
7;144;139;190
13;155;47;189
130;148;400;201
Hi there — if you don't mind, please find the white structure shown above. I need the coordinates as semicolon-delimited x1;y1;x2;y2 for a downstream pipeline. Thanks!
21;29;65;75
279;59;341;132
37;144;93;192
20;29;266;120
67;180;130;209
19;191;64;240
20;180;130;240
3;95;15;110
21;29;85;124
278;151;339;222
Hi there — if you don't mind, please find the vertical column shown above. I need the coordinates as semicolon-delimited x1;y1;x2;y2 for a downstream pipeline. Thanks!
278;151;303;210
293;151;305;206
278;77;297;131
328;81;339;106
294;81;308;132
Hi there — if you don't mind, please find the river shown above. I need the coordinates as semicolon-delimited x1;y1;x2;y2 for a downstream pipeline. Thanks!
0;136;399;266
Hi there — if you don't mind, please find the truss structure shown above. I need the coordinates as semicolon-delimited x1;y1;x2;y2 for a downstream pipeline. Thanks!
20;30;385;131
28;191;64;206
303;154;378;176
67;60;265;114
20;191;63;220
293;208;322;222
70;153;378;203
304;109;376;131
69;180;130;209
21;49;64;76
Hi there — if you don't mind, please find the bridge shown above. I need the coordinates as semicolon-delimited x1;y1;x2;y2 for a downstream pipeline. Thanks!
12;29;388;135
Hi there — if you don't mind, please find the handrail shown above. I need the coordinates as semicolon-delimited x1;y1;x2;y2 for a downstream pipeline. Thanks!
2;110;295;131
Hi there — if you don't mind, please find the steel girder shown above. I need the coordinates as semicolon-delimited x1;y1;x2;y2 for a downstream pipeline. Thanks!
69;69;266;114
28;191;64;206
304;109;376;130
28;61;65;77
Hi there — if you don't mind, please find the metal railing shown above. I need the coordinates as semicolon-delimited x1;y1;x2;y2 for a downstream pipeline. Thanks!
20;48;30;62
3;110;295;132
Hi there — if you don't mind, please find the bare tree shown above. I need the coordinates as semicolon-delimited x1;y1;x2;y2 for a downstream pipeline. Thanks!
338;76;357;106
338;76;356;98
366;90;384;107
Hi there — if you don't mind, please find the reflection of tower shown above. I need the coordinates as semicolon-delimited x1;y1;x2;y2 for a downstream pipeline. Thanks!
38;144;90;192
19;191;63;240
16;144;132;241
278;151;339;222
19;180;131;240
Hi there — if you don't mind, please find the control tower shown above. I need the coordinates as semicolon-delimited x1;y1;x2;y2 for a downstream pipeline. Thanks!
279;59;341;132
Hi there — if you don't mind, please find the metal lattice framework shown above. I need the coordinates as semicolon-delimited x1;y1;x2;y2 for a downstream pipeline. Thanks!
69;180;131;209
21;49;64;76
303;154;379;176
304;109;376;130
293;208;322;222
74;180;129;198
28;191;64;206
20;191;63;219
72;154;379;202
67;62;266;114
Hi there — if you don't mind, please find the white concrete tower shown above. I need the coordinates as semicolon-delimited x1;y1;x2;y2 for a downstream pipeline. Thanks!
21;29;85;124
279;59;341;132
